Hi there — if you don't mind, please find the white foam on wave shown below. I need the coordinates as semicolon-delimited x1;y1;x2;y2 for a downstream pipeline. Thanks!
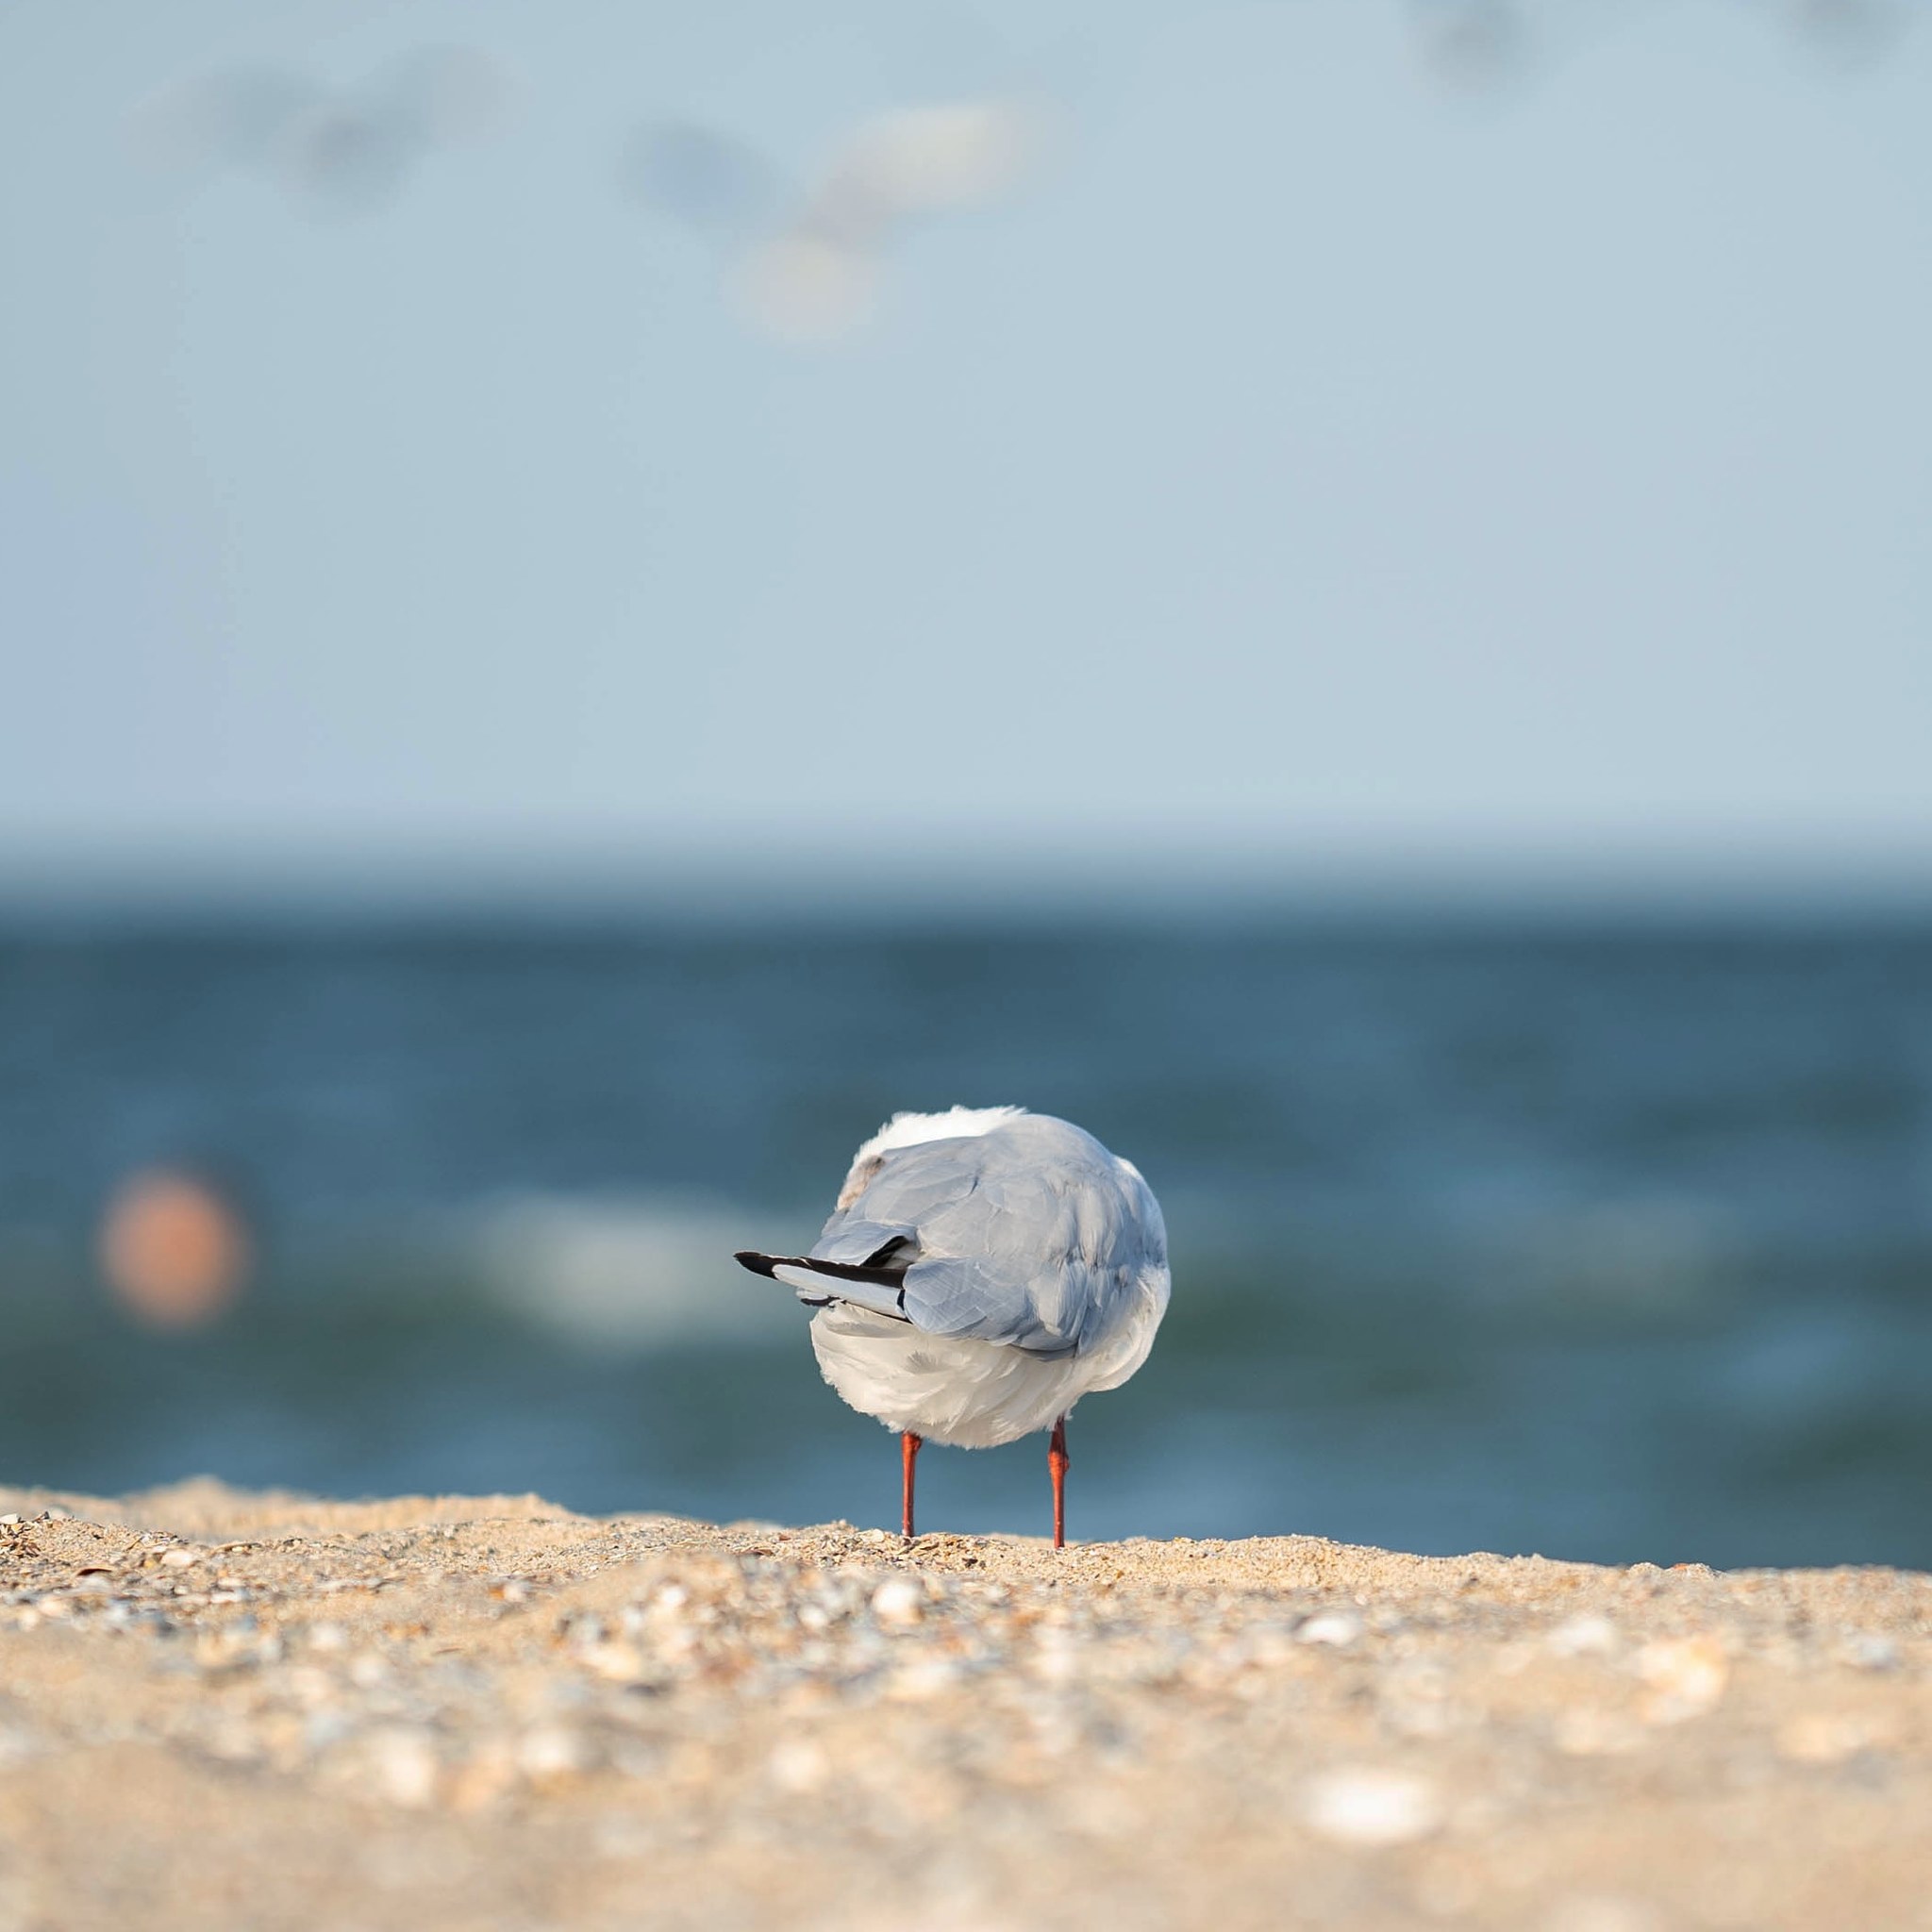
472;1191;798;1349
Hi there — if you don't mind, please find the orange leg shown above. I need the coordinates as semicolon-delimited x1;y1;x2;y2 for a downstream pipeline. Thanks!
1048;1415;1070;1549
900;1431;923;1540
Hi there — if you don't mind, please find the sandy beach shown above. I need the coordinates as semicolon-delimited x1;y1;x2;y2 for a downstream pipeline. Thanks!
2;1480;1929;1932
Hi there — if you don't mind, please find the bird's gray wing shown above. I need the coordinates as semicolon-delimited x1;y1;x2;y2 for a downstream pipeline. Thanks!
809;1124;1150;1357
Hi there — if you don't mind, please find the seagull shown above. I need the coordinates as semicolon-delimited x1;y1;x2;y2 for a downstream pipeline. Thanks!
622;95;1056;342
129;48;512;215
735;1107;1170;1547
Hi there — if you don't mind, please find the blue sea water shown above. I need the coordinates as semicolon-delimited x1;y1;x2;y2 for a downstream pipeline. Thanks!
4;910;1931;1569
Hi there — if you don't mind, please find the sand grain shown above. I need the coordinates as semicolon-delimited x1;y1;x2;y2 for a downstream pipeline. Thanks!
3;1480;1929;1931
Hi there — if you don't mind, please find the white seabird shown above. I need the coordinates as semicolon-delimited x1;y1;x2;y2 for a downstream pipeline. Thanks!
735;1107;1171;1546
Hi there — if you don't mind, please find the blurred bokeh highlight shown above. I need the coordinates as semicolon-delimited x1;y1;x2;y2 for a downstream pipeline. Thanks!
2;0;1928;1567
97;1166;253;1329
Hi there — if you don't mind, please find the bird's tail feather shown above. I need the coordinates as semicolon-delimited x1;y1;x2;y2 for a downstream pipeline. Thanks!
731;1250;911;1323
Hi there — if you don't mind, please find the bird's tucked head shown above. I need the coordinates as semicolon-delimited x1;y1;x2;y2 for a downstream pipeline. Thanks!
835;1105;1027;1208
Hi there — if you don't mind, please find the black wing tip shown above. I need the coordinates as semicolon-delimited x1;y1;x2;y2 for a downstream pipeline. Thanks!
732;1248;913;1290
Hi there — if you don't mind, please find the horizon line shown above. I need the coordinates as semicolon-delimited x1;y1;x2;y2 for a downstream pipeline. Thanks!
4;832;1932;926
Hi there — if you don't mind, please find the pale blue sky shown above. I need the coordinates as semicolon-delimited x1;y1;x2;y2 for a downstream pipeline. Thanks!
2;1;1928;902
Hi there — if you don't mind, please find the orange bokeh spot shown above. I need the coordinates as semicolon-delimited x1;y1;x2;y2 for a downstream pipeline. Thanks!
98;1171;250;1329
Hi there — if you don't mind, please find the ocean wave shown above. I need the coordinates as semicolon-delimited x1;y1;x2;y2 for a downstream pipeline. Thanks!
469;1190;797;1349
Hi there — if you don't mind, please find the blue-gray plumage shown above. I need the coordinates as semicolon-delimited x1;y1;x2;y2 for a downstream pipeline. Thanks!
809;1112;1157;1358
734;1106;1171;1545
